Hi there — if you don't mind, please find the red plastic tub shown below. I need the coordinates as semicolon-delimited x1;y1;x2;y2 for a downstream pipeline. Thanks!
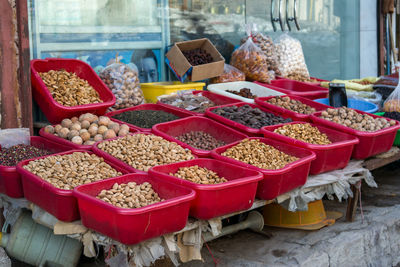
211;138;316;200
256;80;328;100
149;158;263;220
311;109;400;159
255;95;331;122
31;58;116;124
92;133;197;174
152;117;248;157
16;150;128;221
157;90;241;116
39;124;138;150
275;76;328;86
0;136;72;198
73;173;195;245
105;103;193;132
261;122;360;174
205;102;295;136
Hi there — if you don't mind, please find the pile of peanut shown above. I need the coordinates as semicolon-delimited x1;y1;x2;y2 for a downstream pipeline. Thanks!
222;139;298;170
273;123;332;145
97;134;194;171
22;152;122;190
171;166;227;185
97;182;163;208
39;70;102;106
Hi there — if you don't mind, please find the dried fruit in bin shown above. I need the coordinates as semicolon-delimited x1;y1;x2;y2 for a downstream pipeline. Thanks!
170;165;227;185
176;131;226;150
210;64;245;84
112;110;180;128
182;48;213;66
0;145;51;166
266;96;316;114
39;70;103;107
273;123;331;145
99;60;144;111
230;37;275;83
158;91;216;113
226;88;256;99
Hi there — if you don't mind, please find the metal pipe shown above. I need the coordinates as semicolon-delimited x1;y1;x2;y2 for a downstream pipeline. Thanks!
203;211;264;242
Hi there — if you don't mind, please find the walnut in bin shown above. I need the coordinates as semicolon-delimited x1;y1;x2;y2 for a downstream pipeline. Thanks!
43;113;130;145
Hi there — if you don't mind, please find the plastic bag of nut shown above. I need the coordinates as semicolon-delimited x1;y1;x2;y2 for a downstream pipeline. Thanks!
210;64;245;84
275;33;310;80
230;34;275;83
241;25;281;76
383;79;400;112
99;59;145;111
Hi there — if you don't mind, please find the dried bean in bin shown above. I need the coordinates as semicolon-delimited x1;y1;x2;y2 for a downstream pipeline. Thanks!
0;145;52;166
112;110;180;129
176;131;226;150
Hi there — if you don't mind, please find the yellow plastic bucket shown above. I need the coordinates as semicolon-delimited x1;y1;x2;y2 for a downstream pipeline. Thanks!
140;81;205;103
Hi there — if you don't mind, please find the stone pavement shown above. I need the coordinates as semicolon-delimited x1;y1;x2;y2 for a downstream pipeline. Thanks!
183;162;400;267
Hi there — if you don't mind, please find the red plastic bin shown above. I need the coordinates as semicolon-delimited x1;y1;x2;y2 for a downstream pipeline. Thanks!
255;80;328;100
39;124;138;150
73;173;195;245
261;122;359;174
105;103;193;132
149;158;263;220
255;95;331;122
152;117;248;157
275;76;328;86
31;58;116;124
16;150;128;221
92;133;197;174
157;90;241;116
311;109;400;159
0;136;72;198
211;138;316;200
205;102;295;136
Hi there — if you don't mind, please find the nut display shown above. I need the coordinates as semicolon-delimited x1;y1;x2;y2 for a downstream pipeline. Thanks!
43;113;130;145
384;99;400;112
97;182;163;208
273;123;332;145
285;74;319;83
226;88;256;99
182;48;213;66
320;107;396;132
210;64;245;83
275;34;310;80
159;92;216;113
222;139;298;170
97;134;195;171
212;105;291;129
0;144;52;166
22;152;122;190
170;165;227;185
112;110;180;129
39;70;102;107
382;111;400;121
176;131;226;150
99;63;144;111
266;96;316;114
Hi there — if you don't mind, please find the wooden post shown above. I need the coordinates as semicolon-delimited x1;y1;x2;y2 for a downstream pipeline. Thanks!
0;0;33;132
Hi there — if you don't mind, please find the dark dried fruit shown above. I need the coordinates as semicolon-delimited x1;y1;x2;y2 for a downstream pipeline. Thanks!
176;131;226;150
112;110;180;128
0;144;52;166
226;88;256;99
182;48;213;66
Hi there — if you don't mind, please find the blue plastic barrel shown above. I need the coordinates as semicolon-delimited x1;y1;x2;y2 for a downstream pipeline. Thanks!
314;98;378;113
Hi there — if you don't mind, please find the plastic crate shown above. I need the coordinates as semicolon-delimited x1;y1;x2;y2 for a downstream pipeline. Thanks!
152;117;248;157
255;95;331;122
31;58;116;124
314;98;379;113
207;81;284;104
92;133;197;174
141;81;205;103
205;102;295;136
311;109;400;159
149;158;263;220
261;122;359;174
375;112;400;146
275;76;328;86
105;103;193;132
16;150;128;222
211;138;316;200
0;137;72;198
157;90;241;116
256;80;328;100
73;174;195;245
39;124;138;150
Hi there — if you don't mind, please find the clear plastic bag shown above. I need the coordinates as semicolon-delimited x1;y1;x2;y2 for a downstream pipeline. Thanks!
275;33;310;80
383;79;400;112
0;128;30;148
210;64;245;84
230;37;275;83
99;59;144;111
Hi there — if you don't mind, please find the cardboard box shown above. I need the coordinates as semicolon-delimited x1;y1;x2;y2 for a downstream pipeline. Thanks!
166;38;225;82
